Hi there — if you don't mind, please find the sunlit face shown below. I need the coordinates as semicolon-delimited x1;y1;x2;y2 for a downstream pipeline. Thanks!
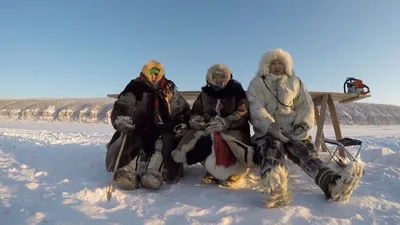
149;73;159;83
148;68;160;83
212;73;228;88
269;59;285;76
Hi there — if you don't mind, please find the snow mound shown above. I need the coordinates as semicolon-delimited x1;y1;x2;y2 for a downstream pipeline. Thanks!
361;147;400;165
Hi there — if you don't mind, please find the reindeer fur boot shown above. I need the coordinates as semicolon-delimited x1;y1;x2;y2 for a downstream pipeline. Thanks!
316;161;364;203
115;155;141;190
261;165;292;208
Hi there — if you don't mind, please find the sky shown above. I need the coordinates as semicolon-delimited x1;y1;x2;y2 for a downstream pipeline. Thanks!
0;0;400;105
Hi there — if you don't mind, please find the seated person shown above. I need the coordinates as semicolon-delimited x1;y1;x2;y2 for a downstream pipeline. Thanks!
105;60;190;191
172;64;256;187
247;48;364;208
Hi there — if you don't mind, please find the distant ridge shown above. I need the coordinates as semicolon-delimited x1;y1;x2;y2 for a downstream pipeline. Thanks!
1;96;399;125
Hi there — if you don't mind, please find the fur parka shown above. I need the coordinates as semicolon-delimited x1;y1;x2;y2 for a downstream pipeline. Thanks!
246;49;315;140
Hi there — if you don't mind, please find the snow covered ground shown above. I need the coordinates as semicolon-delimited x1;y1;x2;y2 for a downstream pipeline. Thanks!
0;121;399;225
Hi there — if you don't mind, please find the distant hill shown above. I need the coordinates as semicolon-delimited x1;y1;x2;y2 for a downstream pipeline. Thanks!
0;97;399;125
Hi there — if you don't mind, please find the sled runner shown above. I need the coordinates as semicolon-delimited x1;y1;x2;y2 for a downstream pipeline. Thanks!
321;137;363;167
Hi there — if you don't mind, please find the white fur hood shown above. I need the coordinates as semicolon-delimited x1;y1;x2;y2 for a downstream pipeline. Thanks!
256;48;294;77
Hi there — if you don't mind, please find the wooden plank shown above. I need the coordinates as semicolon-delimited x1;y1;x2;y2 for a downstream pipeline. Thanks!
310;92;370;104
107;94;119;98
313;105;328;152
320;136;329;153
313;96;323;106
327;94;346;157
339;94;371;104
314;94;328;151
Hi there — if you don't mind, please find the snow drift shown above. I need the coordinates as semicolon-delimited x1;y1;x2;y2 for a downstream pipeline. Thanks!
0;121;399;224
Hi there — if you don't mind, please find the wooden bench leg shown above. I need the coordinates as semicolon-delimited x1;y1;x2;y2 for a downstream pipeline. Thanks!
314;94;328;151
314;105;328;153
327;94;346;158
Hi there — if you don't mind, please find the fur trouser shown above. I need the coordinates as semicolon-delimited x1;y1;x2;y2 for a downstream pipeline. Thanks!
160;132;184;184
258;136;324;180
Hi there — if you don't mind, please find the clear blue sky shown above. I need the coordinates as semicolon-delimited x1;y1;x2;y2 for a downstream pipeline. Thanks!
1;0;399;105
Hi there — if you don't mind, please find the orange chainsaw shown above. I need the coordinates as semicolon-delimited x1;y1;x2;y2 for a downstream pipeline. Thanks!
343;77;370;94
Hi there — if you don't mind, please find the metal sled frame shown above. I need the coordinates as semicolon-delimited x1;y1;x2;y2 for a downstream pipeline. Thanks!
321;137;363;167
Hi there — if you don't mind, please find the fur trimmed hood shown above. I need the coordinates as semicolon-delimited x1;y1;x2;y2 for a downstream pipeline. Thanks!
206;64;232;86
141;60;165;83
257;48;294;77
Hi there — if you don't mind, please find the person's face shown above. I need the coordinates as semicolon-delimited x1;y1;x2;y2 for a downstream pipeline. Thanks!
149;73;159;83
213;73;227;86
269;59;285;76
148;68;160;83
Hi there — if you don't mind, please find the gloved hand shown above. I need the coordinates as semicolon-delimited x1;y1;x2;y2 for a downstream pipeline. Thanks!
189;115;207;130
288;123;308;141
114;116;135;133
173;123;188;138
114;98;135;115
204;115;228;134
267;123;290;143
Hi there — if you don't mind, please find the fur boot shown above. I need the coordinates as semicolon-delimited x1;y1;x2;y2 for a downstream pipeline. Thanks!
140;139;164;190
261;165;292;208
316;162;364;203
202;172;218;184
202;172;243;187
219;174;242;187
115;155;141;190
140;150;164;190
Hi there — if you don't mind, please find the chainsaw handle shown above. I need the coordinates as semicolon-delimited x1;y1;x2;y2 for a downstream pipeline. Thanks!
362;84;370;94
343;77;356;93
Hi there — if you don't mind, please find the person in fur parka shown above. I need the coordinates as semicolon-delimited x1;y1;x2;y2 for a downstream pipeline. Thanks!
172;64;257;187
105;60;191;191
247;49;364;208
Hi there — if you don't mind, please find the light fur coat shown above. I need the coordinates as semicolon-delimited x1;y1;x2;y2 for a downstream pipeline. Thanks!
246;49;315;140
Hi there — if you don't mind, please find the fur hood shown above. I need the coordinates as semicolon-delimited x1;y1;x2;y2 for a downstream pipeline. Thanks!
141;60;165;83
256;48;294;77
206;64;232;86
